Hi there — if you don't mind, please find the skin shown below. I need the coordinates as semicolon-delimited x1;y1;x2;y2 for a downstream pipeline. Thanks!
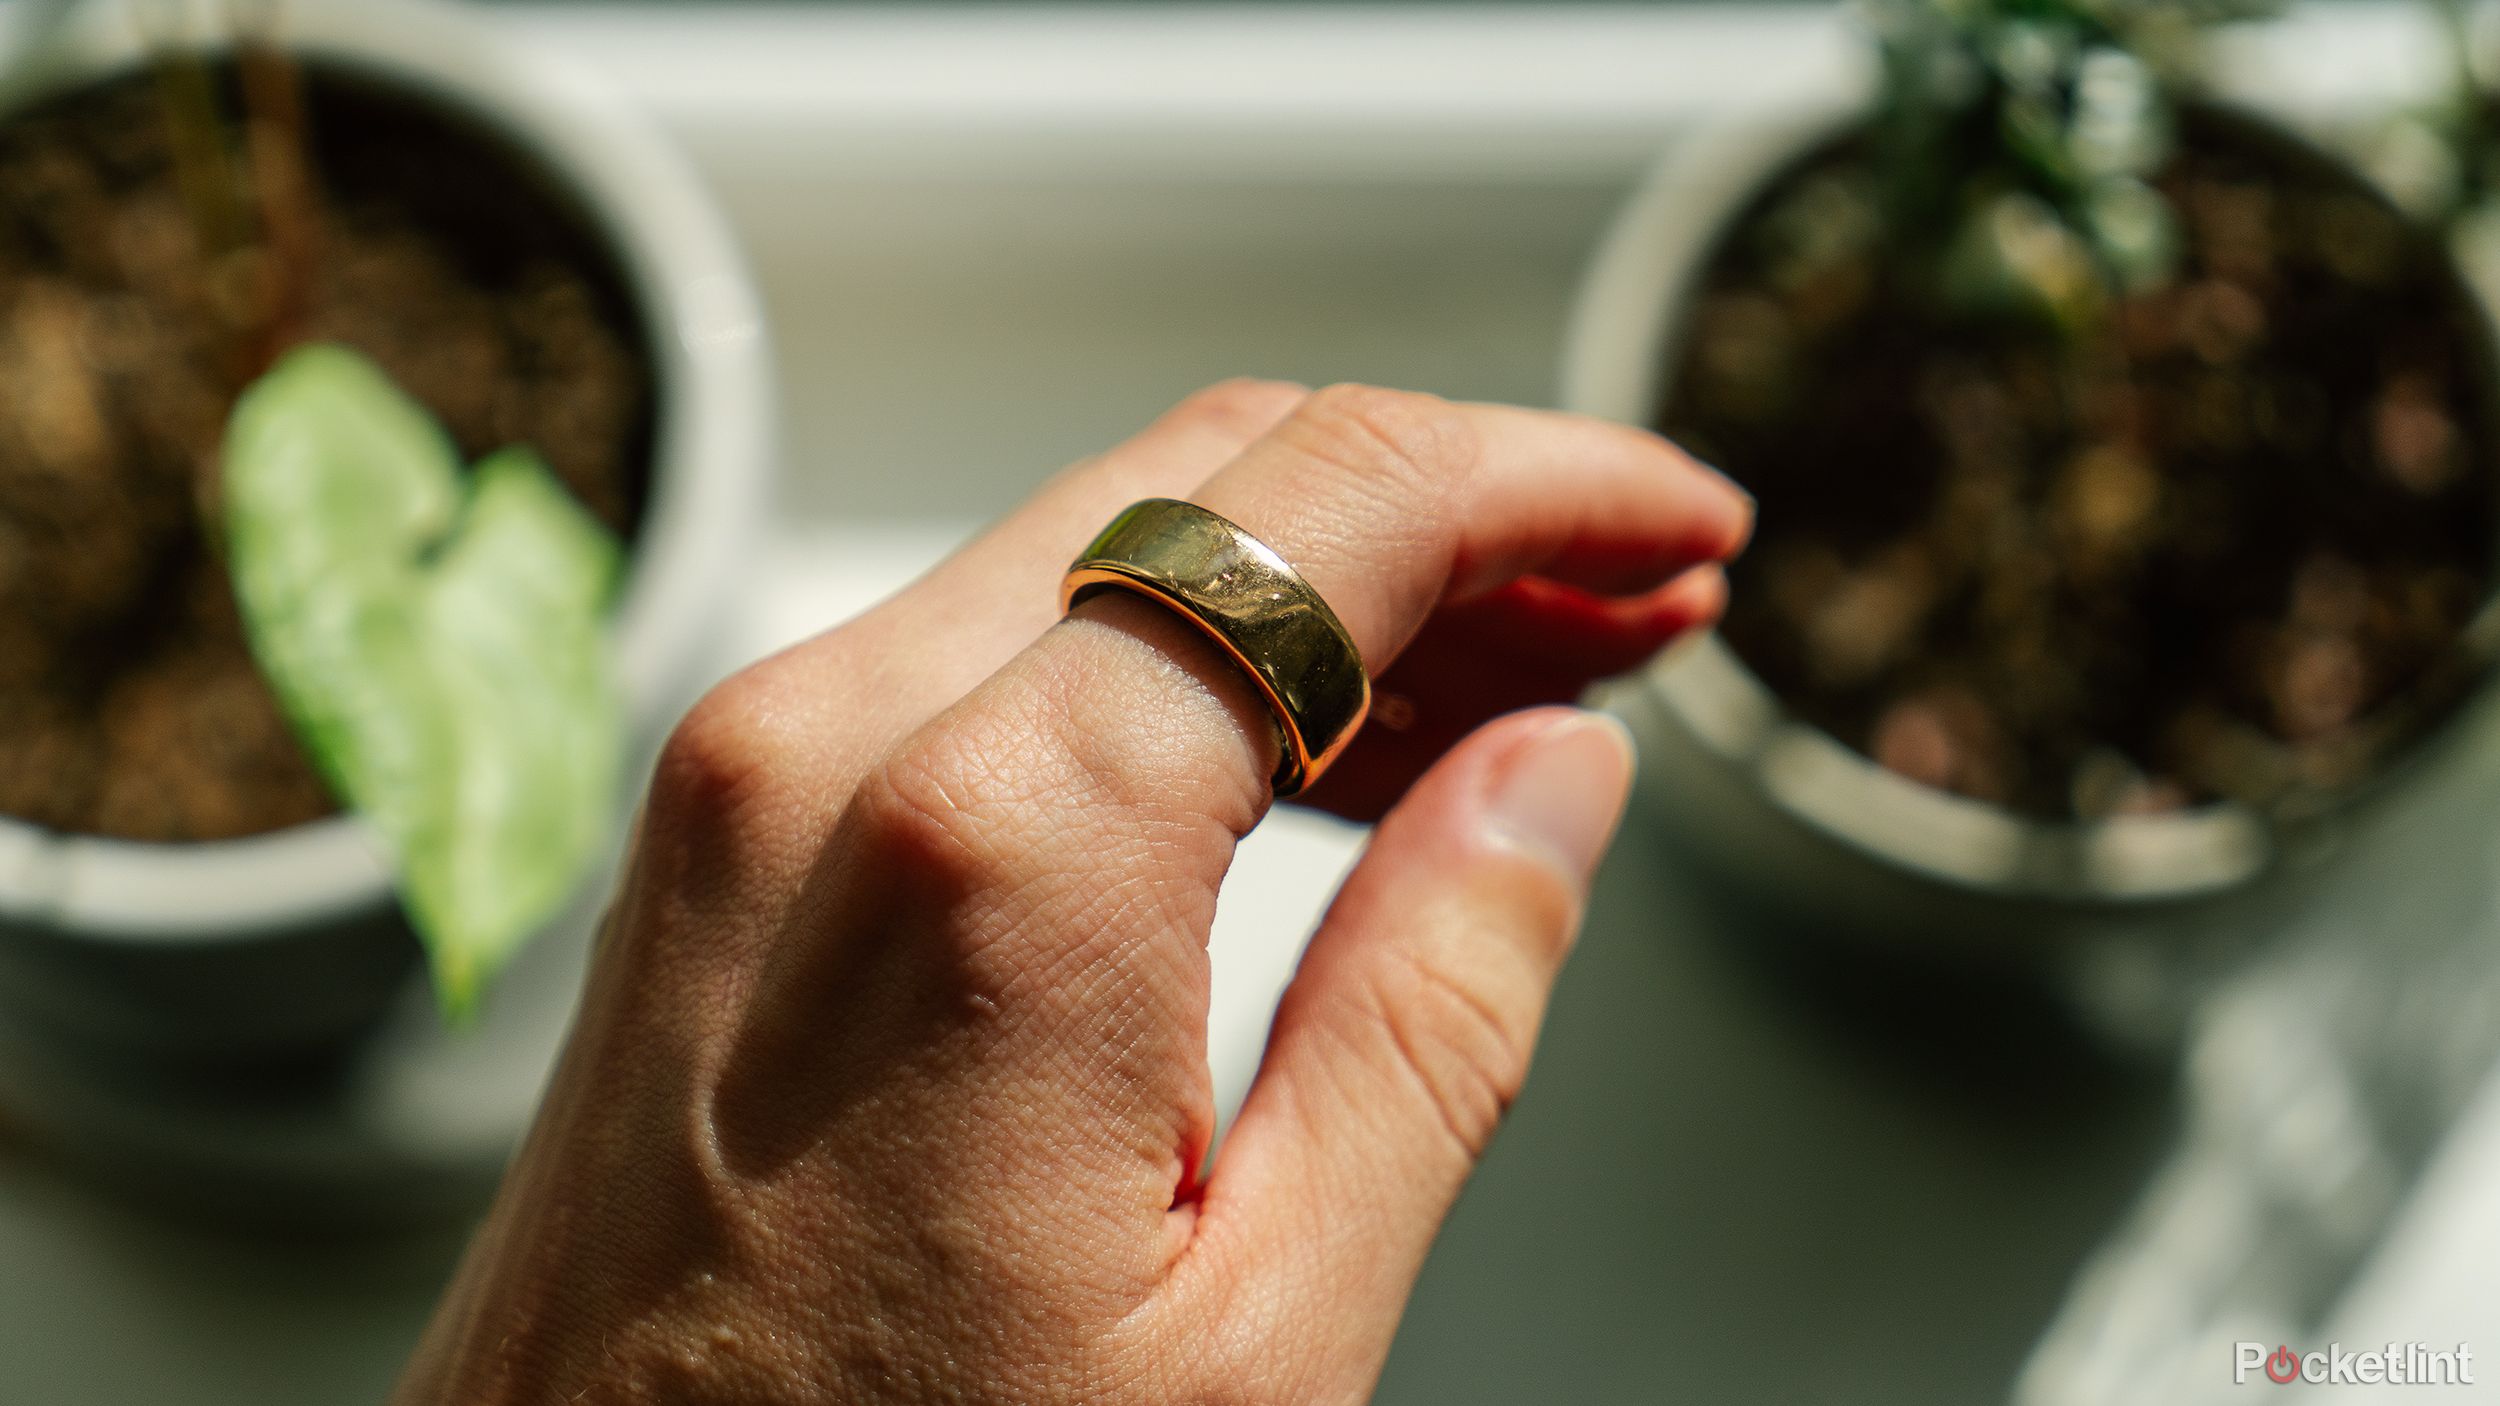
393;382;1752;1405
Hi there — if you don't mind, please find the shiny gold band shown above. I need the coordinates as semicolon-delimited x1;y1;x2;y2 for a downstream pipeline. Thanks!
1060;498;1370;797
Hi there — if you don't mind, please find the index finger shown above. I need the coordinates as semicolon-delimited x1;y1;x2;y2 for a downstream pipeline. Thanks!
1197;387;1751;669
863;383;1747;926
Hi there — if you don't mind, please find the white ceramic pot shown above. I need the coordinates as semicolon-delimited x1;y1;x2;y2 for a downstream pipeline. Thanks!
0;0;771;1072
1564;98;2500;1032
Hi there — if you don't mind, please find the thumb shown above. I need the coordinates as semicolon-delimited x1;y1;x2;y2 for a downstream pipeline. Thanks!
1184;706;1632;1391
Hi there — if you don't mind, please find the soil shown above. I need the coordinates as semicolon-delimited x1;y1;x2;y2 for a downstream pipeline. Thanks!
1662;109;2500;821
0;62;653;842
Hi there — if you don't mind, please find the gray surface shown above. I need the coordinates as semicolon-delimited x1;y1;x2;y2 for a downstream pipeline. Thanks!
1377;814;2173;1405
0;1157;460;1402
742;178;1620;522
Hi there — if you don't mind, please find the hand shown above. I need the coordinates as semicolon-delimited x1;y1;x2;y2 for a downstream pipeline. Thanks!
393;382;1751;1404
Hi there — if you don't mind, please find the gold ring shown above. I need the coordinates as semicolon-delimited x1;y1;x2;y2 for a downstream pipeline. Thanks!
1060;498;1370;796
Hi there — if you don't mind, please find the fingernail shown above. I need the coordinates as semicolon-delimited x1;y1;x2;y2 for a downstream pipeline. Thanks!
1485;712;1637;882
1690;456;1756;558
1692;454;1756;513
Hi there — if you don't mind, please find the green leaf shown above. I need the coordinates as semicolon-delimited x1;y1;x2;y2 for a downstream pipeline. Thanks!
223;344;624;1019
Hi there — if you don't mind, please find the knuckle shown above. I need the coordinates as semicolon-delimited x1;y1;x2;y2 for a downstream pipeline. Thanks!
848;717;1060;914
631;660;838;921
1367;942;1536;1162
1167;377;1308;439
649;665;805;825
848;731;1078;1009
1286;383;1478;496
852;730;1000;880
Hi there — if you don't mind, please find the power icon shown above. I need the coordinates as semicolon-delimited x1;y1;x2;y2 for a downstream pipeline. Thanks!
2267;1346;2301;1384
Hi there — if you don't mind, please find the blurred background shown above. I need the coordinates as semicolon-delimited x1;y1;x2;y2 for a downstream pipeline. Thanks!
1;2;2497;1403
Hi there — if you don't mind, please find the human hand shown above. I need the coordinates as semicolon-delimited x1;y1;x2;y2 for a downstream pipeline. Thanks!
393;382;1751;1404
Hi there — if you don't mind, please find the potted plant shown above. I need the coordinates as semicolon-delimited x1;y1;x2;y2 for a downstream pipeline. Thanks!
0;0;768;1216
1566;0;2500;1036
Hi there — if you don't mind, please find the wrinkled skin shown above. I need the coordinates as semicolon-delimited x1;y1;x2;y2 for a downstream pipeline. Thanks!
394;382;1751;1405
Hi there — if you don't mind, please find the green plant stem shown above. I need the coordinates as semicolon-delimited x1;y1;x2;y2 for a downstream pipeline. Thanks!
234;16;320;376
2433;0;2493;209
146;47;248;273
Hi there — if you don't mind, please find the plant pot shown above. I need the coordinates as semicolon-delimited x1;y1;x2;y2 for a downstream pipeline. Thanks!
0;0;770;1213
1564;93;2500;1043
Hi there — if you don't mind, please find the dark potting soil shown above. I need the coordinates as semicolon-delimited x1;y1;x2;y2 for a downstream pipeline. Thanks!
1662;111;2500;821
0;62;653;842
